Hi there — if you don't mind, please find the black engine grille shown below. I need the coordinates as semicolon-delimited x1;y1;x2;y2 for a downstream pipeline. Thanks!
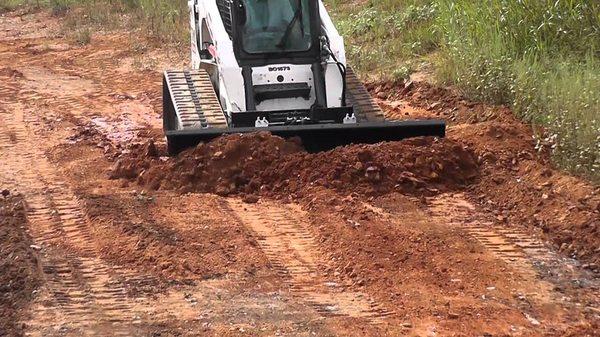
216;0;233;39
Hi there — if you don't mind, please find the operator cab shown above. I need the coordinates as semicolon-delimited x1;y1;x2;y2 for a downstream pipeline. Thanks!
231;0;321;66
227;0;345;125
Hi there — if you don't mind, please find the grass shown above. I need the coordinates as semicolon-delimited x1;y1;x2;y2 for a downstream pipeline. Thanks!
435;0;599;182
73;26;90;45
326;0;599;182
327;0;439;81
0;0;188;43
0;0;34;11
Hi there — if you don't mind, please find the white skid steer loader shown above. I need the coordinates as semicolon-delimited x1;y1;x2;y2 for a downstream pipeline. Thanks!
163;0;445;154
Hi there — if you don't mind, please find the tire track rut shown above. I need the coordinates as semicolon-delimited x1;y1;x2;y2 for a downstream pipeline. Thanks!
426;193;600;307
225;199;393;323
0;104;151;336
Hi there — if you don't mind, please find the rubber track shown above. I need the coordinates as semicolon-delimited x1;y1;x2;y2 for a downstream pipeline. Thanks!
164;69;227;130
345;66;385;122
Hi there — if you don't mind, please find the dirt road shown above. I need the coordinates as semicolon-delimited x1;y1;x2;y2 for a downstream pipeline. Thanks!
1;9;598;337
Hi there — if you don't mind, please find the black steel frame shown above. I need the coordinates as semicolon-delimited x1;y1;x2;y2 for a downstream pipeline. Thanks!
165;119;446;154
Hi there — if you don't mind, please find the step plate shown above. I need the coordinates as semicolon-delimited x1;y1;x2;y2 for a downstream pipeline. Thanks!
163;70;228;130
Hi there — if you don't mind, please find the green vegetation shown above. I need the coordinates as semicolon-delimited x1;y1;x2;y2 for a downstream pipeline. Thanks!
0;0;31;11
0;0;187;43
435;1;599;181
327;0;599;182
326;0;439;81
73;26;90;45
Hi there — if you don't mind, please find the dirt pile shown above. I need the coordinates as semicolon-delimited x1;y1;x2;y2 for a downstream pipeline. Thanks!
372;77;600;267
110;132;479;198
367;76;600;266
0;194;41;337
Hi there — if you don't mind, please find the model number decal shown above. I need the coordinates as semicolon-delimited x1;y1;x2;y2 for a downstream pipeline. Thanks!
268;66;291;72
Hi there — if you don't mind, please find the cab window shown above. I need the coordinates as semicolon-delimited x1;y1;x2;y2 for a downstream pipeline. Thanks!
241;0;312;54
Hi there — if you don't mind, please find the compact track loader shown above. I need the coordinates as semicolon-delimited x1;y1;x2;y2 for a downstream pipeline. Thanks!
163;0;446;154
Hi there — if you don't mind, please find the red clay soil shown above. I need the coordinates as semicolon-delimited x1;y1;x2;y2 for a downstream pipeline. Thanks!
455;122;600;267
49;143;273;285
3;8;598;336
299;189;546;335
368;80;518;125
374;80;600;267
0;194;41;337
109;133;479;199
108;108;599;268
82;191;272;282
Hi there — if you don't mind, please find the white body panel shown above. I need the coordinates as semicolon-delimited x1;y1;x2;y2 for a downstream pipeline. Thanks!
252;64;316;111
318;1;346;108
189;0;347;117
